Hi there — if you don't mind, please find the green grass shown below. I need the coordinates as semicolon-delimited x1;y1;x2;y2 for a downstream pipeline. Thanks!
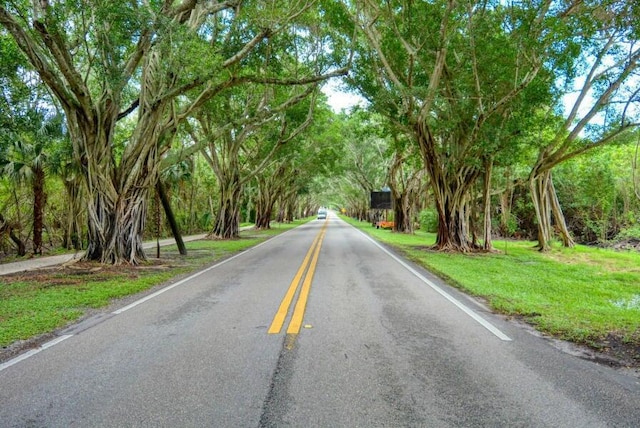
343;216;640;347
0;220;308;348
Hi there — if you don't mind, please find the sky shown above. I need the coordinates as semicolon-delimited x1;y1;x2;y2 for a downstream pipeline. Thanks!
321;79;367;113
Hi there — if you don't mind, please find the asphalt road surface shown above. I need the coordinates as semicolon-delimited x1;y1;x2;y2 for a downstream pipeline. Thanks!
1;214;639;427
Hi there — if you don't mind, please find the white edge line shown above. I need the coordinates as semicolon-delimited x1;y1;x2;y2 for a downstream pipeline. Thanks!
354;227;512;342
0;335;73;372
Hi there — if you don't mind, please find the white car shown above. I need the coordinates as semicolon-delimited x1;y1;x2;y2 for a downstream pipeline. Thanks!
317;208;327;219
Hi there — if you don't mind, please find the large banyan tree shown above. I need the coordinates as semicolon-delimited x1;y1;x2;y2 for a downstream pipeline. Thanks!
0;0;349;263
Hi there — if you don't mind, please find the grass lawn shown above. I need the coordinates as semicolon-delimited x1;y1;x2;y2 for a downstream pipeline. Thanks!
342;216;640;361
0;221;306;350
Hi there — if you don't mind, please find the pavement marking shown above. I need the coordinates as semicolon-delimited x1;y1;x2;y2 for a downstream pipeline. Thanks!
268;232;322;334
287;226;327;334
355;228;512;342
269;221;328;335
0;335;73;373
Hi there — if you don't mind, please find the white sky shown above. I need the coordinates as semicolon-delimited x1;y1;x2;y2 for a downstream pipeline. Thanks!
322;79;367;113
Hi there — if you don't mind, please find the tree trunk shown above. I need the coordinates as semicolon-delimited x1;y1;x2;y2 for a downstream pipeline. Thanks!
255;207;273;229
433;190;473;251
255;190;275;230
157;180;187;255
389;149;421;234
63;179;83;251
392;193;413;233
0;212;26;256
211;176;242;239
530;170;553;251
10;228;26;256
80;141;162;265
428;165;475;251
530;168;575;251
32;167;45;255
499;171;514;237
285;196;296;222
244;192;254;224
548;175;575;248
415;121;479;252
255;191;275;229
255;175;278;230
84;188;148;264
482;159;493;251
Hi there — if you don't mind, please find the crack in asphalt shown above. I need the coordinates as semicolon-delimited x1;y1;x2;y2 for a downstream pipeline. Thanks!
259;334;297;427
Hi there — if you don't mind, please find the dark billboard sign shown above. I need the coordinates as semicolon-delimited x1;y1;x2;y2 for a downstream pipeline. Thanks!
370;191;392;209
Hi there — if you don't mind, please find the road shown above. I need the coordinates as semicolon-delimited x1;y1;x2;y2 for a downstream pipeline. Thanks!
1;215;639;427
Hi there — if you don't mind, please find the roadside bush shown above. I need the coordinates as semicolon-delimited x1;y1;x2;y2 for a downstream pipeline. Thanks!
419;209;438;233
614;225;640;241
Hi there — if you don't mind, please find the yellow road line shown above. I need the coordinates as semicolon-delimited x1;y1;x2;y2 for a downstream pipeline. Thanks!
287;226;327;334
268;221;328;335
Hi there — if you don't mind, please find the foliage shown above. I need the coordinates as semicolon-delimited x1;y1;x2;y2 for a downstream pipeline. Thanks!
555;152;617;243
419;209;438;234
326;110;391;218
345;0;563;251
615;225;640;241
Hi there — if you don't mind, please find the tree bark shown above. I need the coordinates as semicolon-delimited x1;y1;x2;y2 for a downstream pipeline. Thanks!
32;167;45;255
499;170;515;237
211;174;242;239
255;194;275;230
84;188;148;264
255;208;273;229
416;121;479;251
530;165;576;251
255;180;276;230
0;212;26;256
548;176;575;248
530;169;553;251
62;178;83;251
157;180;187;255
389;166;411;233
482;158;493;251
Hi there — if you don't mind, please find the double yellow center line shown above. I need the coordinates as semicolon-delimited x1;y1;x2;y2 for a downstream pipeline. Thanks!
268;221;328;335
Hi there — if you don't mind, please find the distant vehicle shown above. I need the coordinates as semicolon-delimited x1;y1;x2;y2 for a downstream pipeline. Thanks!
317;208;327;219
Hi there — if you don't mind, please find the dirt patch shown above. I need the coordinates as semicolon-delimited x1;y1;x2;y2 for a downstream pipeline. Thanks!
511;315;640;376
593;332;640;369
1;259;173;284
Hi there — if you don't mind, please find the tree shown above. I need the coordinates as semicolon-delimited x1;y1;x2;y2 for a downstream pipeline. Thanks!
347;0;561;252
253;98;343;228
386;128;425;233
0;1;349;263
527;1;640;250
